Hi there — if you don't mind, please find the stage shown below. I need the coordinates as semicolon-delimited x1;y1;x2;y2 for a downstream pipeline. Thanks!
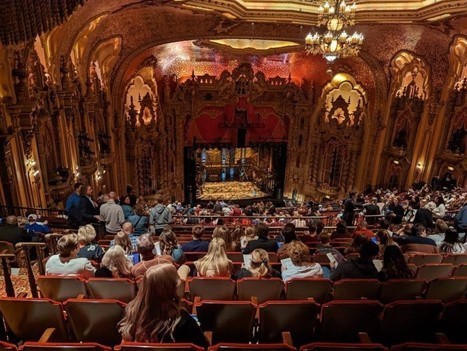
197;181;270;200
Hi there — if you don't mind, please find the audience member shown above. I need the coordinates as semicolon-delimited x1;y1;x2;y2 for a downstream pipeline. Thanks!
455;201;467;232
45;234;95;278
181;225;209;252
156;228;186;265
128;204;148;235
77;224;104;262
149;199;172;234
378;245;414;281
330;241;379;281
95;245;133;278
119;263;208;346
331;221;352;240
439;228;466;254
76;184;101;226
412;202;435;229
315;233;344;262
65;182;82;228
120;195;134;220
432;195;446;219
427;219;448;246
398;223;438;254
375;229;397;258
344;234;369;255
352;221;374;239
237;248;281;279
111;222;138;252
100;191;125;235
212;225;238;251
25;214;49;234
0;215;31;246
281;241;323;282
243;223;278;254
194;237;233;277
239;226;257;250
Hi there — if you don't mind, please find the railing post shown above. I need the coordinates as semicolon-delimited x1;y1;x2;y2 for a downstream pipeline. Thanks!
15;242;46;298
0;254;16;297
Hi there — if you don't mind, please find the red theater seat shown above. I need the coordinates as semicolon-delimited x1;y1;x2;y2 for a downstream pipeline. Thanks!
37;276;87;302
114;342;204;350
416;264;453;280
408;254;443;266
208;344;296;351
86;278;137;303
439;299;467;344
424;277;467;302
379;279;427;303
237;278;284;303
285;278;333;303
188;277;235;301
389;343;467;350
333;279;381;300
0;342;17;351
19;342;111;350
300;342;387;350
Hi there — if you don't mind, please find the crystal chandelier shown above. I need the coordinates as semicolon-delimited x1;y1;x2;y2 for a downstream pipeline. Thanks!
305;0;364;63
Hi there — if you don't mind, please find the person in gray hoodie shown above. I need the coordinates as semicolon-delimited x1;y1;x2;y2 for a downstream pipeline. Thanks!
149;199;172;234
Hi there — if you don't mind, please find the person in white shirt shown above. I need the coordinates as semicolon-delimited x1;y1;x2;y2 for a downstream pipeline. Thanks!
432;196;446;219
281;240;323;282
100;191;125;234
46;234;95;278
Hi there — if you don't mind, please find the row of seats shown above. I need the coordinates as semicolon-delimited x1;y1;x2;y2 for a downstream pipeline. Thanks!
35;276;467;304
0;298;465;347
2;341;467;350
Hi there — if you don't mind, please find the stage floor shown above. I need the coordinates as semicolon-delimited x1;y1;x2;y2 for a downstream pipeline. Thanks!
197;181;269;200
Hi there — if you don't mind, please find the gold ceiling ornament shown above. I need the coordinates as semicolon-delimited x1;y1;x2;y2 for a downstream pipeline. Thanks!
0;0;85;46
305;0;363;63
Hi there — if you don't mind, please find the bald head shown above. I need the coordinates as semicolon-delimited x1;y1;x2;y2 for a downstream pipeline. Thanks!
6;216;17;225
108;191;117;200
122;221;133;234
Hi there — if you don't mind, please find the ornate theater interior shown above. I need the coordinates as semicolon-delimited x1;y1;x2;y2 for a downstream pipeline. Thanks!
0;0;466;209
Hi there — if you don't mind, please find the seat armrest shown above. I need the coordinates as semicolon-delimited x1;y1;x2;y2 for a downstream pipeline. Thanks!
204;331;213;345
281;331;293;346
436;333;452;344
39;328;56;342
358;332;372;343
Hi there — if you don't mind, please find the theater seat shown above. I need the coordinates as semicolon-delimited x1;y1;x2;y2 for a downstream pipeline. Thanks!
379;300;443;345
188;277;235;300
300;342;388;350
333;279;381;300
37;276;87;302
424;277;467;302
64;299;126;346
195;301;256;344
379;279;427;303
114;342;204;350
451;264;467;277
237;278;284;303
0;298;69;342
439;299;467;344
86;278;137;303
258;300;320;346
408;254;443;266
416;264;453;280
441;254;467;265
208;344;296;351
0;341;17;350
19;342;111;350
285;278;333;303
318;300;383;342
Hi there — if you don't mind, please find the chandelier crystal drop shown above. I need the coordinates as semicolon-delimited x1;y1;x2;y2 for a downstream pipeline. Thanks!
305;0;364;63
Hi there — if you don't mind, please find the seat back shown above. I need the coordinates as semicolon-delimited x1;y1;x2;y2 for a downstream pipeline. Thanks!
452;264;467;276
86;278;136;303
65;299;126;346
114;342;204;350
442;254;467;265
415;264;453;280
425;277;467;302
408;254;443;266
333;279;381;300
258;300;320;346
379;300;443;344
208;344;296;351
379;280;427;303
0;298;69;342
20;342;111;350
285;279;333;303
389;343;467;350
37;276;87;302
188;278;235;300
0;341;17;351
237;278;284;303
319;300;383;342
439;300;467;344
300;342;387;350
196;301;256;344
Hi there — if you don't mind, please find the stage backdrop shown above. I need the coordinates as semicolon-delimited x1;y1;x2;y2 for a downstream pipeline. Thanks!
185;97;288;146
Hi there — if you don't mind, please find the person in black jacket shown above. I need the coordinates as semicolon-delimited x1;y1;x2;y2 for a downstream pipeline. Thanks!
342;192;357;226
330;241;379;281
242;223;278;254
412;202;435;229
119;263;208;347
75;185;101;227
0;216;32;246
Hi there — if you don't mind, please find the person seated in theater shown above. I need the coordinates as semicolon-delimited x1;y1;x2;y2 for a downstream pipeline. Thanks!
194;237;233;277
330;241;379;281
45;234;95;278
77;224;104;262
344;234;369;256
242;223;278;254
0;215;32;246
110;222;138;253
397;223;438;254
25;213;50;235
330;221;352;240
378;245;414;281
375;229;398;258
427;219;448;246
352;221;375;240
155;228;186;265
439;228;466;254
181;225;210;252
212;225;239;252
277;223;297;258
281;241;323;282
300;222;319;244
239;226;258;250
119;263;209;347
236;248;281;279
131;234;189;281
95;245;133;278
412;200;435;230
314;233;344;262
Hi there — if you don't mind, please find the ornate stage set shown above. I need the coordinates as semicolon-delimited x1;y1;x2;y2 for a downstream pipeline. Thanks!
0;1;466;209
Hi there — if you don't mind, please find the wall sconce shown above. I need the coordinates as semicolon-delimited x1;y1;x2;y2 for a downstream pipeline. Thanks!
393;160;400;165
447;166;455;172
25;157;40;182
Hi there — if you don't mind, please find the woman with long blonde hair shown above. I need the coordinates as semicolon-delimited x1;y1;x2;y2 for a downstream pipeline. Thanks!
194;237;233;277
95;245;133;278
240;226;257;250
237;248;281;279
113;231;133;254
119;263;208;346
